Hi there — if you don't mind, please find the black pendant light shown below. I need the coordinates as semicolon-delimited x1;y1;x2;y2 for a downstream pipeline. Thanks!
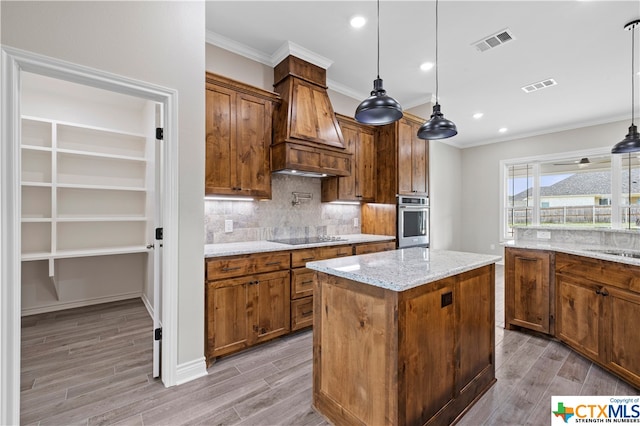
612;19;640;154
354;0;403;125
417;0;457;140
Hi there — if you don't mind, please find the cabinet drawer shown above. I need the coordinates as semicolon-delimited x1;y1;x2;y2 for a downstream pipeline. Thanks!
291;248;322;268
292;268;315;299
556;253;640;293
206;251;290;280
320;245;354;260
354;241;396;255
291;297;313;330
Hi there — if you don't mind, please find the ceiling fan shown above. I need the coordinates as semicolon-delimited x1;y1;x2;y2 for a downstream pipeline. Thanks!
552;157;609;168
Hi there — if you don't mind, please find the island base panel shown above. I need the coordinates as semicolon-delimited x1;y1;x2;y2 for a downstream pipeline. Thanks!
313;265;496;426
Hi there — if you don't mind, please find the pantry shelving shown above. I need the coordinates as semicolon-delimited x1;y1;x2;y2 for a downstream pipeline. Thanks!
21;115;151;264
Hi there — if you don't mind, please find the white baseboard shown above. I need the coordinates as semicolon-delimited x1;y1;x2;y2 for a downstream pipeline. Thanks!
141;293;154;318
175;357;208;385
21;292;142;316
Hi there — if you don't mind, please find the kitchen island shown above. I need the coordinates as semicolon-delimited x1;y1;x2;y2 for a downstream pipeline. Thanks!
306;247;501;426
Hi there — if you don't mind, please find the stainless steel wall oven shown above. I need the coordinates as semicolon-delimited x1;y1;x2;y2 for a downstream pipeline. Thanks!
397;195;429;248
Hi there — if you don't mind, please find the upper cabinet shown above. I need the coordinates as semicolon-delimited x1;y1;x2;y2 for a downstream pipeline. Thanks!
321;114;376;202
376;113;429;204
205;72;280;199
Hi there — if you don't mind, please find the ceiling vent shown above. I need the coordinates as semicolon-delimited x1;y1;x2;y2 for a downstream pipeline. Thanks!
521;78;558;93
472;28;515;52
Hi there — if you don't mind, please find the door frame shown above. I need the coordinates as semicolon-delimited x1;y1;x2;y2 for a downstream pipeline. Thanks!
1;46;180;425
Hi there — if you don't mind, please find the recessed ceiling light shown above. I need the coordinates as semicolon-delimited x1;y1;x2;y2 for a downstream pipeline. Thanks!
420;62;434;72
473;112;484;119
499;127;508;133
350;16;366;28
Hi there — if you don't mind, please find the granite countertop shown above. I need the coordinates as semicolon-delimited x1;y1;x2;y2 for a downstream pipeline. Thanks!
505;240;640;266
306;247;501;292
204;234;395;258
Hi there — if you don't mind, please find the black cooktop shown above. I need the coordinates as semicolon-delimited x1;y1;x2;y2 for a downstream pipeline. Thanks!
267;236;346;246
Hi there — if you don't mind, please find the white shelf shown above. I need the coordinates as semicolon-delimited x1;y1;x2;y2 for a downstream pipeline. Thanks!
57;148;147;163
20;116;152;259
21;182;53;188
21;117;52;148
21;246;151;262
22;145;53;153
56;183;147;192
56;217;147;222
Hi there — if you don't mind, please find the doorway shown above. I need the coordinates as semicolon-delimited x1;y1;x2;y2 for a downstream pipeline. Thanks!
1;46;180;425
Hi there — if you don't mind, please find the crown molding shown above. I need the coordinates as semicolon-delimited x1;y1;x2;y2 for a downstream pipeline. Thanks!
205;30;272;66
326;78;367;102
271;40;333;69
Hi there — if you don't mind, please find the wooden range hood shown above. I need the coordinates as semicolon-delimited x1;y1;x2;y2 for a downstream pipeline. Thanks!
271;55;351;177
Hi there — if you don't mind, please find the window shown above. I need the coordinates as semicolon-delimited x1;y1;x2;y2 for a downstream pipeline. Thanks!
504;164;533;238
538;155;611;228
620;153;640;229
501;152;638;239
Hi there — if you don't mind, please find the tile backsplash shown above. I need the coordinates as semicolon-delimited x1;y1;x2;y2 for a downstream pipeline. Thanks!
514;226;640;250
205;174;361;244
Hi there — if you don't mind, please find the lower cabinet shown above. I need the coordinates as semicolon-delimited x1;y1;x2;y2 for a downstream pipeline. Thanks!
354;240;396;255
205;252;291;364
504;247;555;334
313;264;495;426
289;245;353;332
206;270;290;361
205;240;396;363
555;252;640;387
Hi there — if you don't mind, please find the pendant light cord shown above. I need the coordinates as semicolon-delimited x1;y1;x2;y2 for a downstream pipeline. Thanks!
435;0;439;104
376;0;380;79
632;24;636;126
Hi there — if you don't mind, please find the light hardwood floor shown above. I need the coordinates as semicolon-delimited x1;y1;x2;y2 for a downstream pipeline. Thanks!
21;265;638;425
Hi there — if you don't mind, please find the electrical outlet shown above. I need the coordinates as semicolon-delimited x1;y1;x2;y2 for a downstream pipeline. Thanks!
490;244;496;250
537;231;551;239
224;219;233;233
353;218;359;228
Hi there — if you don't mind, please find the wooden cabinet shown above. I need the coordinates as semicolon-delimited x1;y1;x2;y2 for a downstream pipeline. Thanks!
505;247;555;334
205;72;280;199
353;240;396;255
321;115;376;202
205;252;290;363
376;112;429;204
289;245;353;331
313;264;495;426
556;273;601;360
555;253;640;387
205;240;396;360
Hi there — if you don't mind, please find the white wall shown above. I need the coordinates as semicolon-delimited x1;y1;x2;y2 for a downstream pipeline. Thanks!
429;141;463;250
2;1;205;366
460;120;628;257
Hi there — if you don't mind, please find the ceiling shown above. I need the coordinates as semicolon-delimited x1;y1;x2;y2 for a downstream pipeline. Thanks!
206;1;640;149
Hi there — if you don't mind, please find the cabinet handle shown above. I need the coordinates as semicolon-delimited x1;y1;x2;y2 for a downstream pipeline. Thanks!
595;287;609;296
265;261;281;266
301;280;314;285
232;187;242;191
301;310;313;317
302;257;315;261
336;253;350;257
222;266;241;272
249;280;260;286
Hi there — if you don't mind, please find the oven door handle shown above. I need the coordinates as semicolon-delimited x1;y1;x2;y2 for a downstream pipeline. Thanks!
398;205;429;210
